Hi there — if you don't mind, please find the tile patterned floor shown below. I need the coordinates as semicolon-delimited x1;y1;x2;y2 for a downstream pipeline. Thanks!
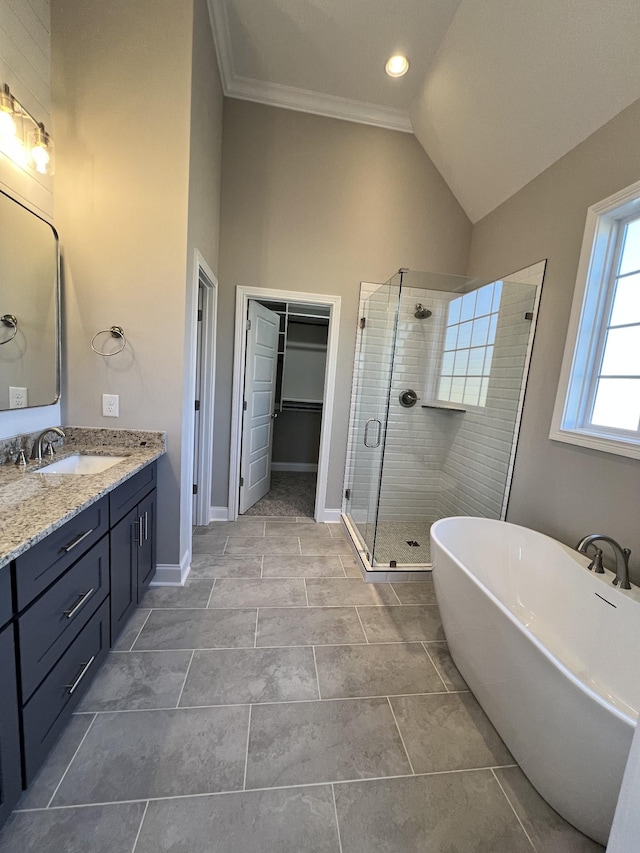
0;518;604;852
349;520;433;566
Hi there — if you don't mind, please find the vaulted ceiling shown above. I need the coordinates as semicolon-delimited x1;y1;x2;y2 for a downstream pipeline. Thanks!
209;0;640;222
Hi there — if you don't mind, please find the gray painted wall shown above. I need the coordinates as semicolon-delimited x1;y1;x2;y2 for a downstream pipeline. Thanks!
216;99;473;511
51;0;224;566
468;97;640;583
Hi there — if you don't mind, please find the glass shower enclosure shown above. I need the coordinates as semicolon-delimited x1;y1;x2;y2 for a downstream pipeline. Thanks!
343;267;543;574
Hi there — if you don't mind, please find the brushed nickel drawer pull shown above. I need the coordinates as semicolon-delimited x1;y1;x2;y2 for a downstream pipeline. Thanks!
143;511;148;541
63;528;94;553
138;515;144;547
66;655;95;695
64;588;95;619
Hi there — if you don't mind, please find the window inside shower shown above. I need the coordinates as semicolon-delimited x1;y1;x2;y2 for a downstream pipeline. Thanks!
342;264;545;574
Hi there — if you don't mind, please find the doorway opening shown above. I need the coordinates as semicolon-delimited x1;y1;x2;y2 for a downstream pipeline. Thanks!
191;254;217;528
229;287;341;522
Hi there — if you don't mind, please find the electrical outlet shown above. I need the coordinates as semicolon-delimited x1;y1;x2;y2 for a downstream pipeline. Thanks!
102;393;119;417
9;387;28;408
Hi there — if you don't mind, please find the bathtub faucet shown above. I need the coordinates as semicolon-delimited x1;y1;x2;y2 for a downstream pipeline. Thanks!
575;534;632;590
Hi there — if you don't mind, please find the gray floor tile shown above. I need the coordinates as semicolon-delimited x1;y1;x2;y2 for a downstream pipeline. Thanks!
0;803;147;853
263;555;346;577
424;641;468;690
390;692;513;772
256;607;366;647
208;578;307;608
190;555;262;578
179;647;319;706
265;521;331;537
328;525;348;539
306;578;398;606
300;538;353;556
391;581;437;605
52;706;250;805
357;604;444;642
494;766;605;851
191;536;228;555
340;556;363;578
77;650;192;711
315;643;445;699
246;698;411;788
141;579;214;608
110;608;150;651
133;608;257;650
135;787;340;853
225;538;301;556
16;714;94;810
198;520;266;535
334;771;533;852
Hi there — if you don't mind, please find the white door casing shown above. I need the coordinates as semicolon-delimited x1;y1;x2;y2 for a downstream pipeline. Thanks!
229;286;342;522
239;301;279;513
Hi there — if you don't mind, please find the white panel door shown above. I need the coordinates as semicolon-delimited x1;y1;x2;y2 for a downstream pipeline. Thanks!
239;301;279;513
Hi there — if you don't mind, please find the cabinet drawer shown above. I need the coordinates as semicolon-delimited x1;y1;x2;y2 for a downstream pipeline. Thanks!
18;537;109;702
14;497;109;611
0;567;12;629
22;598;110;785
0;623;22;827
109;462;157;525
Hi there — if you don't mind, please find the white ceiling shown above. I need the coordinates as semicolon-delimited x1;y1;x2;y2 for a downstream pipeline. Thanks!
208;0;640;222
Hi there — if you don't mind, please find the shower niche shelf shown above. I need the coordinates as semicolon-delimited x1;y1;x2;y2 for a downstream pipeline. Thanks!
421;403;466;412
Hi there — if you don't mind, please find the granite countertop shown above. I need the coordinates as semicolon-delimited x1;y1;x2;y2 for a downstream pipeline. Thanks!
0;427;166;569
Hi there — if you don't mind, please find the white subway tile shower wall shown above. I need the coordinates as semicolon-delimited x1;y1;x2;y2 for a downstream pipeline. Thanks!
439;282;538;519
378;287;452;523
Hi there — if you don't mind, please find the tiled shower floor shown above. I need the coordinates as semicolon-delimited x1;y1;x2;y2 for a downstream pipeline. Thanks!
0;519;602;852
350;520;433;566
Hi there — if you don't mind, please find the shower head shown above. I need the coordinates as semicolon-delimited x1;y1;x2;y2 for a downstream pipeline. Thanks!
414;304;432;319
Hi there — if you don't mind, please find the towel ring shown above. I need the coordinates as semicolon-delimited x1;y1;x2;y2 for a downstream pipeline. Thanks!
91;325;126;355
0;314;18;345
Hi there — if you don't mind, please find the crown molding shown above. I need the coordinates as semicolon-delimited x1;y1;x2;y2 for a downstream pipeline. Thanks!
206;0;413;134
207;0;235;92
226;77;413;133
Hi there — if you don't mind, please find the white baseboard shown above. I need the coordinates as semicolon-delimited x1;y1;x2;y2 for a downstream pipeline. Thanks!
151;549;191;586
210;506;230;521
317;507;342;523
271;462;318;472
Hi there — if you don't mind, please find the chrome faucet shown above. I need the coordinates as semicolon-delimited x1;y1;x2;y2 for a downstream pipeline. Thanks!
576;534;632;590
30;426;66;461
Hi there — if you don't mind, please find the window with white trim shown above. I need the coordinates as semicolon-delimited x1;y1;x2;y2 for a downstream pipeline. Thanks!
551;180;640;458
437;281;502;407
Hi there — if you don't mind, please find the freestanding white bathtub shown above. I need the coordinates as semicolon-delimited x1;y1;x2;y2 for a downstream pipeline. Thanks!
430;517;639;846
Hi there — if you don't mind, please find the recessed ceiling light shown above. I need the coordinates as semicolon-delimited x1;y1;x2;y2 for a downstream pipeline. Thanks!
385;55;409;78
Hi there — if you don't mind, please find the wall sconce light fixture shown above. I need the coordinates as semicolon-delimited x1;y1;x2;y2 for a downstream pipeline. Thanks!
0;84;55;175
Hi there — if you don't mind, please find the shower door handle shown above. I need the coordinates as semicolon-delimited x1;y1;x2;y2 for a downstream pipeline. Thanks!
364;418;382;448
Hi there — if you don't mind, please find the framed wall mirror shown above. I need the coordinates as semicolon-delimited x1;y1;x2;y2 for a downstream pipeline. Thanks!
0;189;60;411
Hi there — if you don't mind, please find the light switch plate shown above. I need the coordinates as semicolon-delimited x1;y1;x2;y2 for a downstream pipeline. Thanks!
102;393;119;417
9;387;27;408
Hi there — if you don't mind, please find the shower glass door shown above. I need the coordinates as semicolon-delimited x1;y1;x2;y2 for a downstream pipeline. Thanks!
344;281;400;563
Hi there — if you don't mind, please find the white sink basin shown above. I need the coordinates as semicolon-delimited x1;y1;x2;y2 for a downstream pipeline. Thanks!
37;454;126;475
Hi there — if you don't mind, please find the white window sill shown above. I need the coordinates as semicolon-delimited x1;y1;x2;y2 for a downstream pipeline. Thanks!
549;427;640;461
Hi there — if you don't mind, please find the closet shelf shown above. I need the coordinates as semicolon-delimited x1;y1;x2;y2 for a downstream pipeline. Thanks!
281;398;323;412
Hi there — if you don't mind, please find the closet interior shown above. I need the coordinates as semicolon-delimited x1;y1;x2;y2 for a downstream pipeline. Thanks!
259;300;329;476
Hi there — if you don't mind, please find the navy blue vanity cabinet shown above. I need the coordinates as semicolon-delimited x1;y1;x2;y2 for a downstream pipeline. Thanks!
21;599;110;784
13;498;112;789
109;462;157;644
0;577;22;828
